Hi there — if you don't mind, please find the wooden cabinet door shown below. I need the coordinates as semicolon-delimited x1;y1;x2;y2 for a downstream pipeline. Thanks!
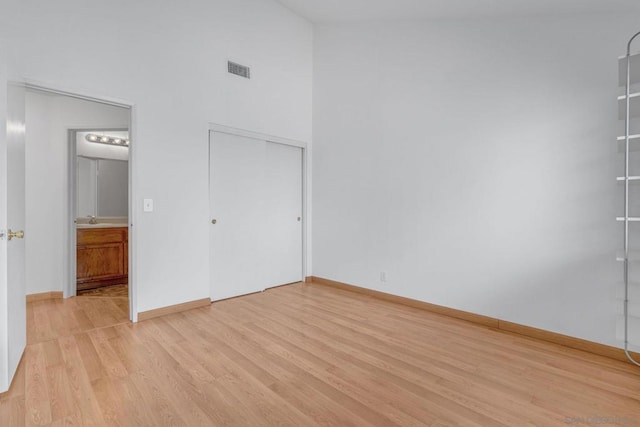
76;227;128;290
124;239;128;275
77;243;125;281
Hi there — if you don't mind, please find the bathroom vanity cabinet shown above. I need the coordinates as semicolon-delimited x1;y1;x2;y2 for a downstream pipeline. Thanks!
76;226;128;291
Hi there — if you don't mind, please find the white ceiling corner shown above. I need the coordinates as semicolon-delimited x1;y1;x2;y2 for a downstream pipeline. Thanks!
275;0;640;24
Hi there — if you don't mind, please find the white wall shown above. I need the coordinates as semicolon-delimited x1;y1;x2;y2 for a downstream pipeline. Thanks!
313;14;640;350
24;91;129;296
0;0;313;317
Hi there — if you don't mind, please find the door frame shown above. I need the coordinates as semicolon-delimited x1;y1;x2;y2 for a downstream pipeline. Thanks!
25;82;139;322
208;123;310;294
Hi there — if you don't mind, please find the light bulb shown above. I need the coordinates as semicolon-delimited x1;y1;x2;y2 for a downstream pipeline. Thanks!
100;136;109;143
88;134;98;141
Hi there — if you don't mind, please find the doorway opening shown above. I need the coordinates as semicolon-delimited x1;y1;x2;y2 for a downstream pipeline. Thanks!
24;85;135;321
72;129;129;302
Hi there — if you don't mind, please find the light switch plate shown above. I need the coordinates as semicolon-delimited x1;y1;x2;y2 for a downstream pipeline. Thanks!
143;199;153;212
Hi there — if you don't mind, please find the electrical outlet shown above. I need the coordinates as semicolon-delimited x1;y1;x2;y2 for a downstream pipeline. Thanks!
380;272;387;283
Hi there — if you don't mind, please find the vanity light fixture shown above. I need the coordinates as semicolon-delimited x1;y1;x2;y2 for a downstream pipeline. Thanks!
85;133;130;147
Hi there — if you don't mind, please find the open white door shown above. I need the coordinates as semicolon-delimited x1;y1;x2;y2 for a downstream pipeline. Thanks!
0;82;26;392
209;131;303;302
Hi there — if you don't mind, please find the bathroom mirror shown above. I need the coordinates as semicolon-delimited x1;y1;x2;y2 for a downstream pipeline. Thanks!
76;130;129;218
77;157;128;217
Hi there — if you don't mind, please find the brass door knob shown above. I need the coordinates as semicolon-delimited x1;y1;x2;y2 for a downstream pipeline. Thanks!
7;229;24;241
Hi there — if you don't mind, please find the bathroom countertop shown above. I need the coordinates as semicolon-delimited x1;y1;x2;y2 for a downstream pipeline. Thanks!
76;223;128;229
76;217;128;229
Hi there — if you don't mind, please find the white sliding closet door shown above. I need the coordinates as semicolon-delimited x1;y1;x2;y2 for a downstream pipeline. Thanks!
264;142;303;288
209;133;267;301
209;132;303;302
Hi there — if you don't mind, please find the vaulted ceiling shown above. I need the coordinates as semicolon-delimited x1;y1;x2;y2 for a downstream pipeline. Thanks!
276;0;640;23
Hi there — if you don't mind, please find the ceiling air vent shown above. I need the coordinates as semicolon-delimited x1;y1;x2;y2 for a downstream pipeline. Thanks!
228;61;250;79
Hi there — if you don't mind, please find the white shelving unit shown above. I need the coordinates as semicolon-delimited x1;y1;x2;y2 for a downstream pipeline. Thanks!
618;32;640;366
618;92;640;119
617;134;640;142
617;217;640;222
617;135;640;153
617;251;640;262
619;53;640;86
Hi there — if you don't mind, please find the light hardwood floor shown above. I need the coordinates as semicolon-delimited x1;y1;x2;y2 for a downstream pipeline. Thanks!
1;282;639;426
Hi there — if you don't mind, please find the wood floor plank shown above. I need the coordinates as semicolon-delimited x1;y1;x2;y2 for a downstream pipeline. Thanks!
24;344;53;426
171;313;318;425
45;364;74;423
56;335;106;426
87;328;129;380
233;294;537;426
2;282;640;426
189;309;402;426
